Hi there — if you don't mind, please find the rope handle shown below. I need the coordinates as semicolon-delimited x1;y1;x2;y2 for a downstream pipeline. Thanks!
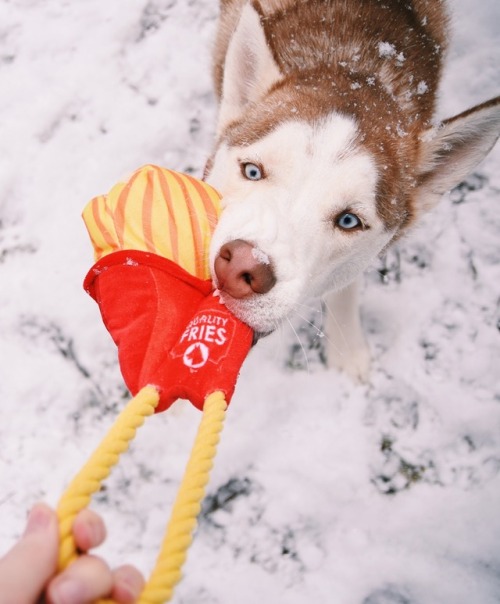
56;386;227;604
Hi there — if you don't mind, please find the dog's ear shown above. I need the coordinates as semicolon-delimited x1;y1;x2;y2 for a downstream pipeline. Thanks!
216;1;282;135
414;96;500;214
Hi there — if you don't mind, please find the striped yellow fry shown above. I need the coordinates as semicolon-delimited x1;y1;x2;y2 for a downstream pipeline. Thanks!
82;165;221;280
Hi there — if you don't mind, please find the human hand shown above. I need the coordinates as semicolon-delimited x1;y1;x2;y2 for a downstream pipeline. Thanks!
0;503;144;604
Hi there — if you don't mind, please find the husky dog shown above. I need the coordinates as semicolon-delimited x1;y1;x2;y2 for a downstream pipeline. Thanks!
205;0;500;380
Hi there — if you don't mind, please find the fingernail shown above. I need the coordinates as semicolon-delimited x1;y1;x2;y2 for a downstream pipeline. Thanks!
51;578;82;604
120;570;139;596
88;515;106;545
25;503;53;534
114;565;145;603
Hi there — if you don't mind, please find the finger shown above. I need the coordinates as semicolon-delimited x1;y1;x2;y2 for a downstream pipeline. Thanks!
111;564;146;604
0;503;59;604
46;554;113;604
72;509;106;552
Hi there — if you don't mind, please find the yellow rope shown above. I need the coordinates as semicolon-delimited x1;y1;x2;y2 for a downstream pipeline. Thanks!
56;387;227;604
56;385;160;570
138;390;227;604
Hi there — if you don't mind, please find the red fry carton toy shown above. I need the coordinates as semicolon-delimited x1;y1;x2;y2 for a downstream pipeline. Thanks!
82;165;253;412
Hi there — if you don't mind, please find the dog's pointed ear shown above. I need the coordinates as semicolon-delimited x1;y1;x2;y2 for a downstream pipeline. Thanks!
216;1;282;135
414;97;500;214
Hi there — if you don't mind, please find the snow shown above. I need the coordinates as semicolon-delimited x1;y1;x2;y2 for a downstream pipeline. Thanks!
378;42;398;58
252;246;271;265
0;1;499;603
416;81;428;96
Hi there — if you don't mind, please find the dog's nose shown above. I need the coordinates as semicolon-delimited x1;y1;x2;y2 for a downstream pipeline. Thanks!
214;239;276;299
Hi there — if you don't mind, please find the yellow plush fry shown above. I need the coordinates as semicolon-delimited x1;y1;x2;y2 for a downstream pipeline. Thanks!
82;165;221;280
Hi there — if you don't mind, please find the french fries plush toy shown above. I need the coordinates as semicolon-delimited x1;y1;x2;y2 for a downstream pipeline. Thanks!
82;164;253;412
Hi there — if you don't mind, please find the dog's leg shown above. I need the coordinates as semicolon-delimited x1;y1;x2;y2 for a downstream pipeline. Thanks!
323;278;370;382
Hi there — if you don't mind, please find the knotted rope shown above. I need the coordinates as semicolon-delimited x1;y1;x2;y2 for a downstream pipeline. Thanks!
56;386;227;603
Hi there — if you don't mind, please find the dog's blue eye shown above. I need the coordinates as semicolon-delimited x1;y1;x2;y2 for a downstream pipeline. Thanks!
337;212;362;230
242;162;263;181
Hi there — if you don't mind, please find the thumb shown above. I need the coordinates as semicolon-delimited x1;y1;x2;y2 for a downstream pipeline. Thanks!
0;503;59;604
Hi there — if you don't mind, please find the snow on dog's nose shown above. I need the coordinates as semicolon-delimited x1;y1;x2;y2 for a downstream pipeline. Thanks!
214;239;276;298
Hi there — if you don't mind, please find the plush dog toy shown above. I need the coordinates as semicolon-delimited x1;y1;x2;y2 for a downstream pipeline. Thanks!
82;164;253;412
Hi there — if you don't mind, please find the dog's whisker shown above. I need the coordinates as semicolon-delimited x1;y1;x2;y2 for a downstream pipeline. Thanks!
276;320;288;363
286;315;310;373
293;300;324;314
321;301;349;358
290;306;326;339
291;304;345;360
291;301;331;339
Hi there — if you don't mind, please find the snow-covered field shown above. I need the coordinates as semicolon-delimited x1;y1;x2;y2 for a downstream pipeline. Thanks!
1;1;499;602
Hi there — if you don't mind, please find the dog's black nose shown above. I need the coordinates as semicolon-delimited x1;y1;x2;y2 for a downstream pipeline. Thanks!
214;239;276;298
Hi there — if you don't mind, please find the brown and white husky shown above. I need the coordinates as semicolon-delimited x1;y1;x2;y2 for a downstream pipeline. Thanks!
204;0;500;380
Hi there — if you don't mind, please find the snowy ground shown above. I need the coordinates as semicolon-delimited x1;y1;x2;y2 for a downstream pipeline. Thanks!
0;1;499;603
